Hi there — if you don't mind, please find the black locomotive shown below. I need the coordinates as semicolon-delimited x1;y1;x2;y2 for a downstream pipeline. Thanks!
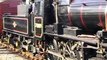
2;0;107;60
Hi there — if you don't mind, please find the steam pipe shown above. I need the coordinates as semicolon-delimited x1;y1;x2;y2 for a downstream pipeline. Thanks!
54;0;59;24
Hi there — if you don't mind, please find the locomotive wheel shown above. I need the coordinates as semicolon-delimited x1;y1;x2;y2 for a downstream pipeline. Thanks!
47;39;58;51
1;35;5;42
58;41;84;60
11;37;20;48
21;37;32;52
1;32;10;43
53;39;58;52
46;39;60;60
74;50;83;60
1;33;7;43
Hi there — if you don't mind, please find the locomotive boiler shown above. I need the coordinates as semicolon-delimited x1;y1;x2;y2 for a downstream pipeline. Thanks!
57;0;107;34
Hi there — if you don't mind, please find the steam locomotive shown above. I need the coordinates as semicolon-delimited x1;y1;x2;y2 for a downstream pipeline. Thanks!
1;0;107;60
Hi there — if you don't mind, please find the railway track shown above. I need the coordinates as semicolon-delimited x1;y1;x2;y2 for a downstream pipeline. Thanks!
0;40;44;60
0;48;27;60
